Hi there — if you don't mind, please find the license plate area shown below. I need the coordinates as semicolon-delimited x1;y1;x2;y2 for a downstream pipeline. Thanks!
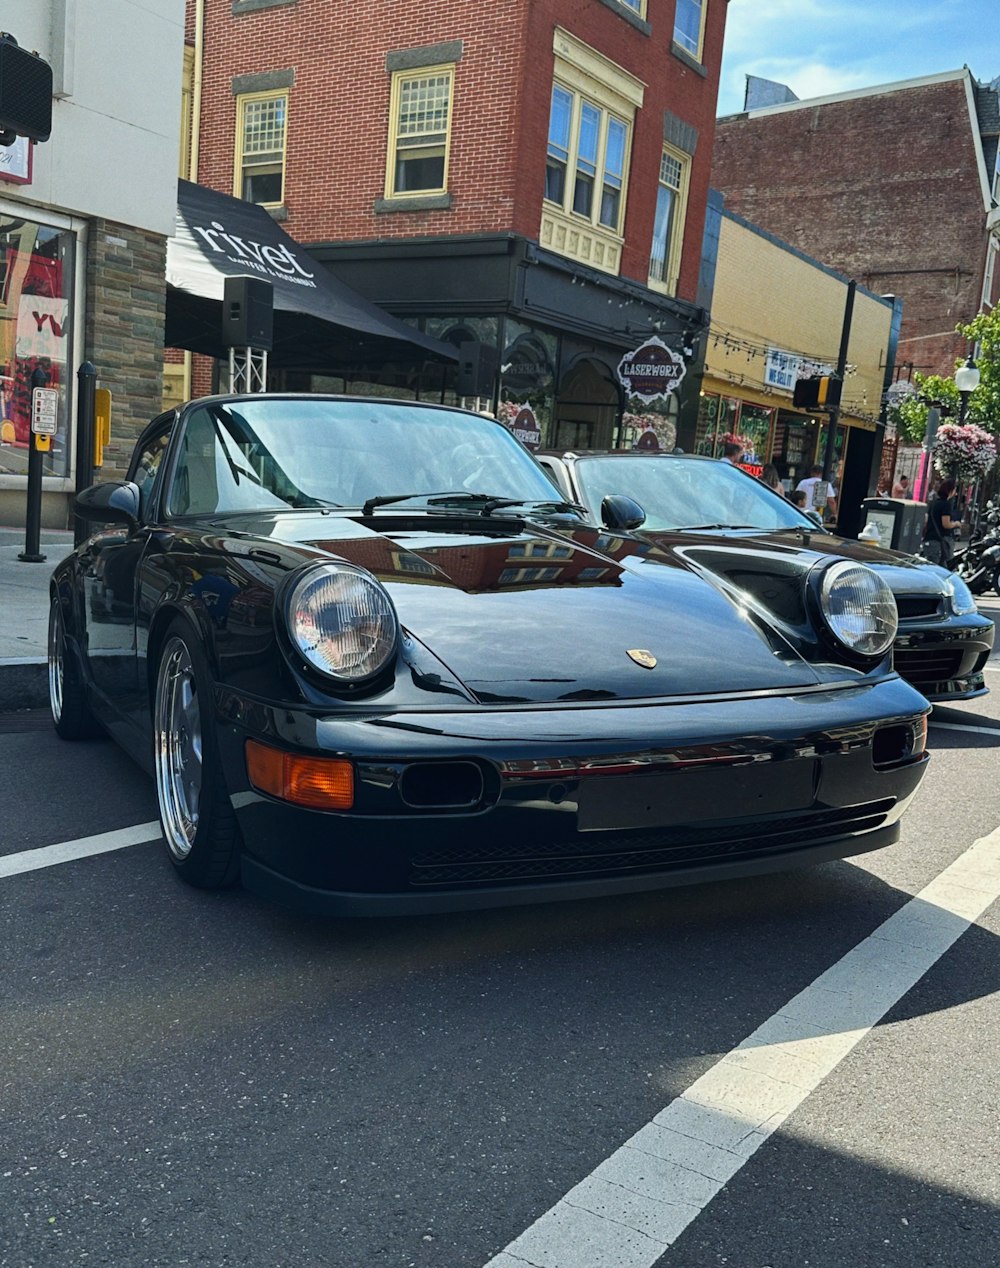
577;760;818;832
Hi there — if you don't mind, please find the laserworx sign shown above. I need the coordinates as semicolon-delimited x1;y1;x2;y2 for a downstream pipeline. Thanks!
617;336;686;403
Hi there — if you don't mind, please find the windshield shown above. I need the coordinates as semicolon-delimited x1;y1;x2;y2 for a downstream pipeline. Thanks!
574;455;824;533
165;398;565;517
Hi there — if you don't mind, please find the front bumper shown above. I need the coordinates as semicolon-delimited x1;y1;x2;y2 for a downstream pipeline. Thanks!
893;615;994;700
215;677;930;915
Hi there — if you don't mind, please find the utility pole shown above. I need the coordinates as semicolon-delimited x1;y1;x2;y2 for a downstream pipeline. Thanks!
822;280;856;489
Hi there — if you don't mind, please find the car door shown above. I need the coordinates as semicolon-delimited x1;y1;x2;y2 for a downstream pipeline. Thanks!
80;415;174;709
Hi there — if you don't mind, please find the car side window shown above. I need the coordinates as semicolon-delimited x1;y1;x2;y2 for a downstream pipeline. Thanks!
127;427;171;521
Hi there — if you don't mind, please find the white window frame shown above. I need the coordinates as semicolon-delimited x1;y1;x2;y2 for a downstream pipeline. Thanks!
539;29;644;276
384;64;455;200
648;143;691;295
673;0;707;62
545;82;630;236
234;89;288;207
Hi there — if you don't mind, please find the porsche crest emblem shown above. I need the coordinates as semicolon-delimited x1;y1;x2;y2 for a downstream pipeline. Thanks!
627;648;657;669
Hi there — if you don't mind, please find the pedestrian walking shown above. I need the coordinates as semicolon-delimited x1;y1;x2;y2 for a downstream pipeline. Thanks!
721;440;744;465
920;477;958;565
892;473;910;498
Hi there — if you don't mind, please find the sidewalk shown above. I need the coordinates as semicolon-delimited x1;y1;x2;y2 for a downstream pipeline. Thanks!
0;524;74;710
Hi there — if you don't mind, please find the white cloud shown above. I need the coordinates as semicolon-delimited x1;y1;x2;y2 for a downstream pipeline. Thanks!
717;0;1000;116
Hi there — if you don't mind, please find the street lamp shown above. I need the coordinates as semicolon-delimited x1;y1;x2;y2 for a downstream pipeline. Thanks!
953;354;981;531
955;354;980;424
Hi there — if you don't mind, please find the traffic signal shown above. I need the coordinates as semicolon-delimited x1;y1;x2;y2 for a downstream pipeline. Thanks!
0;35;53;143
792;375;843;411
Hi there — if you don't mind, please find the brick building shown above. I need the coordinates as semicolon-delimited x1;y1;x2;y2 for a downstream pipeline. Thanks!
179;0;729;449
711;69;1000;385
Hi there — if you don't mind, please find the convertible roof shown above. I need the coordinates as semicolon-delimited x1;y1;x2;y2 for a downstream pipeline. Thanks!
166;180;457;371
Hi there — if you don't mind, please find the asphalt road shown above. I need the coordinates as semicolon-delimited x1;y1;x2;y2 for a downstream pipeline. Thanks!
2;618;998;1268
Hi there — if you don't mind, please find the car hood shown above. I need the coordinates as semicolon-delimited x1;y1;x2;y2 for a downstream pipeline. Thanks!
640;526;953;599
213;511;841;704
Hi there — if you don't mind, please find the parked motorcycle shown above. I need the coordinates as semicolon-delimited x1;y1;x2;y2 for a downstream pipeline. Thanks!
951;502;1000;594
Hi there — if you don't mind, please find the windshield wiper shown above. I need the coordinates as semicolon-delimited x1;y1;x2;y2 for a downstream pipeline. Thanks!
360;491;585;518
673;523;761;531
361;491;500;515
477;496;586;518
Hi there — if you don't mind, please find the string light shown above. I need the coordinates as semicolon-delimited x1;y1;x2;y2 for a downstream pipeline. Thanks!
708;323;858;375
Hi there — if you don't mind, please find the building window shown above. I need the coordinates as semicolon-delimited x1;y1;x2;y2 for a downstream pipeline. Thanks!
386;66;453;197
673;0;706;60
617;0;646;12
648;147;689;294
235;91;287;205
0;218;76;480
545;85;629;233
540;29;643;274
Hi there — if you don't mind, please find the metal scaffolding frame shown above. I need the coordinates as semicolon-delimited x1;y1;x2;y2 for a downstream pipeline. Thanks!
227;346;269;394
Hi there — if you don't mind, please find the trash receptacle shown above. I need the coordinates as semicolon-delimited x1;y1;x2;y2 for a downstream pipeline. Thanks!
859;497;926;555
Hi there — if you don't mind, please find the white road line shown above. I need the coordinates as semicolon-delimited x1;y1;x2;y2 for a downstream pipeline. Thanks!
483;828;1000;1268
0;821;161;879
929;720;1000;737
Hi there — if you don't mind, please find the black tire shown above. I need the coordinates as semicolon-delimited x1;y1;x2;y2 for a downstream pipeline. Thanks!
49;596;103;740
153;619;242;889
993;566;1000;597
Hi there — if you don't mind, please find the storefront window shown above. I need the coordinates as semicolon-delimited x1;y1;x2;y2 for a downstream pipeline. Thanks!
694;392;720;455
499;319;557;449
695;393;775;465
695;393;740;456
737;403;775;466
0;217;74;478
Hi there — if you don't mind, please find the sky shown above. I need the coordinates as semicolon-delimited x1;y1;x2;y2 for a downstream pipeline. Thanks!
717;0;1000;117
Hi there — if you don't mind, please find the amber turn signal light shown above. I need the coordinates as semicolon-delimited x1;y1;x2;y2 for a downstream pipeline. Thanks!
245;740;354;810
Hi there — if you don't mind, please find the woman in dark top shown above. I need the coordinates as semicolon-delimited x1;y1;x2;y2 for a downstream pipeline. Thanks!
922;477;958;564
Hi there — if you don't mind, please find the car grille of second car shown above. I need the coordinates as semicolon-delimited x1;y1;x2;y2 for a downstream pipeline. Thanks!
893;647;966;685
407;799;896;887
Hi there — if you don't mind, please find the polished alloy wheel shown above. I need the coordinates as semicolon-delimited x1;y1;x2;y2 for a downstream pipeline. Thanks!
155;636;203;860
48;601;64;725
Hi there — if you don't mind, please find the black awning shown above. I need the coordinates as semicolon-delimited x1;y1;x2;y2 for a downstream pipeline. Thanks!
166;180;456;369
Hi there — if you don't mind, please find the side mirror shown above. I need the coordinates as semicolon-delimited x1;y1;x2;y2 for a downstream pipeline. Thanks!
74;480;141;530
601;494;646;532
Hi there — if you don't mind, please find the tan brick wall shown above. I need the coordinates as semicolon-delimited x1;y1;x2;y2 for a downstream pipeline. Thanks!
708;214;893;428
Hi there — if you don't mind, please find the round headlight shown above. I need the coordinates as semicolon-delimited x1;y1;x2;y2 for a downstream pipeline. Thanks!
946;573;978;615
286;565;398;681
818;561;897;657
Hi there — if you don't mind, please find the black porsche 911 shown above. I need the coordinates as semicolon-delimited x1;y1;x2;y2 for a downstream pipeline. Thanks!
538;450;995;702
50;395;930;915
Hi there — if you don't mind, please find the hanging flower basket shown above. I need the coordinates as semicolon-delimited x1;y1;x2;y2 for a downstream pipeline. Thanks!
932;422;998;480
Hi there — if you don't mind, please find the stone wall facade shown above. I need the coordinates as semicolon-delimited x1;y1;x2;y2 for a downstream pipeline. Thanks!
85;221;168;479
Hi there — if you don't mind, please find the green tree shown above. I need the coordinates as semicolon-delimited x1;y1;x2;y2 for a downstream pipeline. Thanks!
891;375;959;444
959;306;1000;433
888;305;1000;444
